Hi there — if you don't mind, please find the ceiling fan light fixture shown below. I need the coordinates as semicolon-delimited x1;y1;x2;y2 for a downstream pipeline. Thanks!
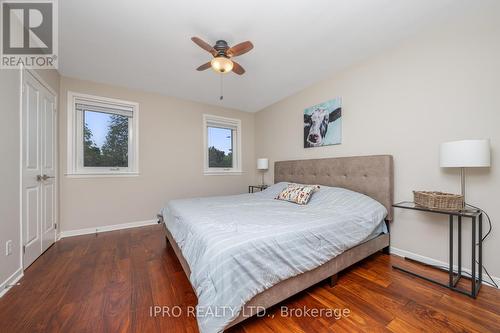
211;56;233;73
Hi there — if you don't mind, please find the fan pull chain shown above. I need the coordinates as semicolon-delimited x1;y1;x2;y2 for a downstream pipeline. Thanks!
220;73;224;100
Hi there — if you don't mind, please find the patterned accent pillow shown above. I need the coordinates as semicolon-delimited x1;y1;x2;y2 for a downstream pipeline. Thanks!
275;184;318;205
288;183;321;192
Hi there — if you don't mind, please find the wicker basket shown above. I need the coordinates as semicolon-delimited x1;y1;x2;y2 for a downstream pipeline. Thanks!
413;191;464;211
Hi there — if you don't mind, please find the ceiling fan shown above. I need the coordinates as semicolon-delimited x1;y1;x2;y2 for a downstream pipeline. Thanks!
191;37;253;75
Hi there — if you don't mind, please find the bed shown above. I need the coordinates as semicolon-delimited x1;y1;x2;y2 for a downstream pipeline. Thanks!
159;155;393;333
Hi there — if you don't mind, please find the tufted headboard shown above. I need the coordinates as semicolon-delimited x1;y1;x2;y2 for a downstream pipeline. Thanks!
274;155;394;221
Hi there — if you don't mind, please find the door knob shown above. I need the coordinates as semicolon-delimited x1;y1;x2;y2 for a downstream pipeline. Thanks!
37;175;55;181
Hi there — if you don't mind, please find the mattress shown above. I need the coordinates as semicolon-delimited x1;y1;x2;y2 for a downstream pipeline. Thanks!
160;182;387;333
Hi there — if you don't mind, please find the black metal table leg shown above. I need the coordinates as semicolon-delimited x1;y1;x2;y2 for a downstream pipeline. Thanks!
449;215;454;287
479;214;483;288
471;217;476;296
458;216;462;277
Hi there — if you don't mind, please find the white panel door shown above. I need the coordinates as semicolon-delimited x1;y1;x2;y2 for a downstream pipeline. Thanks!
22;74;42;268
41;91;57;253
22;71;57;269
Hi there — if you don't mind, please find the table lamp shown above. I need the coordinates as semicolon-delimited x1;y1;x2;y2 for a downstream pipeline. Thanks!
440;139;491;205
257;158;269;186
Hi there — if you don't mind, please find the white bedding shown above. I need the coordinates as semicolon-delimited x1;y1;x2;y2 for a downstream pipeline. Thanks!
160;183;387;333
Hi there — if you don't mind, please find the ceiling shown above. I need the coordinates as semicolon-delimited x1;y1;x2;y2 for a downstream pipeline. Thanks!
59;0;467;112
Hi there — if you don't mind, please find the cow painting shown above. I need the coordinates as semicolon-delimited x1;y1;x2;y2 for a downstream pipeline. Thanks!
304;98;342;148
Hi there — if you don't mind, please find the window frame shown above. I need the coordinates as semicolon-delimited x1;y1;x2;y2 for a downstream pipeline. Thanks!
203;114;242;175
66;91;139;177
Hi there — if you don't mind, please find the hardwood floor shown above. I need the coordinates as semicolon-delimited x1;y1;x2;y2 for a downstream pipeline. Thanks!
1;224;499;333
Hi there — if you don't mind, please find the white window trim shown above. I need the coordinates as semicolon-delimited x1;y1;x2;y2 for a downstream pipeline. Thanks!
66;91;140;177
203;114;242;175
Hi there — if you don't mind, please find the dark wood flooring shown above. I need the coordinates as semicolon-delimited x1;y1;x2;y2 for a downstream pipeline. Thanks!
0;224;499;332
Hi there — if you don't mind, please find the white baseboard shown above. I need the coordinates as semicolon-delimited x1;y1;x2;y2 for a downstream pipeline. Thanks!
0;267;23;298
59;219;158;238
390;246;500;288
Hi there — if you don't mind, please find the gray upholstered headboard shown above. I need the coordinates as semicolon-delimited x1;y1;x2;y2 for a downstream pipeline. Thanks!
274;155;394;221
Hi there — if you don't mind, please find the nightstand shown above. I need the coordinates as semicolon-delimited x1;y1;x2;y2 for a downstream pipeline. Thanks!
248;185;269;193
392;201;483;298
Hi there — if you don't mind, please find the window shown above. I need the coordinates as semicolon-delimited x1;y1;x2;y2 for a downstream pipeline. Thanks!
203;114;242;175
67;92;139;176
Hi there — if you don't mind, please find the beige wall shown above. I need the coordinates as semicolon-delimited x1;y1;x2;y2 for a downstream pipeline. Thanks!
0;69;22;285
59;76;256;231
255;4;500;279
0;68;59;288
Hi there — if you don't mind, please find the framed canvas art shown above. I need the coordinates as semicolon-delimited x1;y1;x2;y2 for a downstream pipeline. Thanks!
304;98;342;148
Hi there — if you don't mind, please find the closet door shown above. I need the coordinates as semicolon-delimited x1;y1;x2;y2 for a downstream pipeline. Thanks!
40;88;57;253
21;71;57;269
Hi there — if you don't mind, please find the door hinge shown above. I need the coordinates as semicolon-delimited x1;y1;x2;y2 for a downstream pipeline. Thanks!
54;223;57;230
22;245;26;254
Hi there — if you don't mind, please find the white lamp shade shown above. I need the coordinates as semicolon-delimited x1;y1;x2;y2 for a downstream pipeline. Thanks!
440;139;491;168
257;158;269;170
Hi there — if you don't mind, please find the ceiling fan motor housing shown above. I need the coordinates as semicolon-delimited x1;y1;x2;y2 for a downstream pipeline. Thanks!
214;40;229;57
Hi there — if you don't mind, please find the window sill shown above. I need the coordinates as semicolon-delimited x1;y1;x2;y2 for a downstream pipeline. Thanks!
65;173;140;179
203;170;243;176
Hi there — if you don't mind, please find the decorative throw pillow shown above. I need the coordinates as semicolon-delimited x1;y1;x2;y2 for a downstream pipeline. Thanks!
288;183;321;192
275;184;318;205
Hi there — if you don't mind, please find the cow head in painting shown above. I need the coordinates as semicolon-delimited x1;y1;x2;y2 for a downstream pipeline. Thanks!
304;107;341;147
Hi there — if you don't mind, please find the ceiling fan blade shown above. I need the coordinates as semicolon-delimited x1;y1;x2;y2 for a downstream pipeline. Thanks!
232;61;245;75
196;62;212;71
227;41;254;57
191;37;217;56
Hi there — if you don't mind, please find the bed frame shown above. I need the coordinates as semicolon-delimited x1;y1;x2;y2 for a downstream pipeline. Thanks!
161;155;394;330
